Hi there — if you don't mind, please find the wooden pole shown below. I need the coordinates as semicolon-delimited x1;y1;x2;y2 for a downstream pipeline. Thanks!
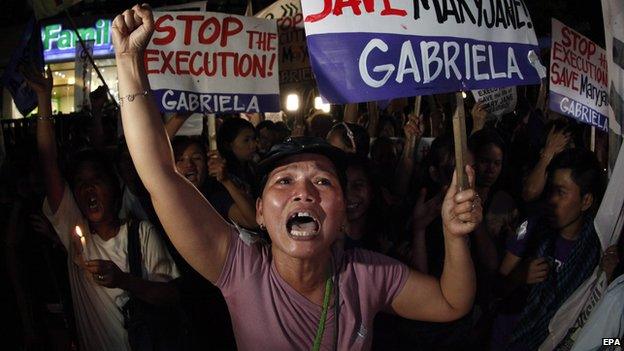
452;92;470;190
414;96;422;117
206;114;217;151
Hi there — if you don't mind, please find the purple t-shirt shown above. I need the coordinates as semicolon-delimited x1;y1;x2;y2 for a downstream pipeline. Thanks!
216;229;410;351
491;221;578;350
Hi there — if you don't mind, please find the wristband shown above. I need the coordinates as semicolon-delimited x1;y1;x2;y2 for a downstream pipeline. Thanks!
119;90;150;107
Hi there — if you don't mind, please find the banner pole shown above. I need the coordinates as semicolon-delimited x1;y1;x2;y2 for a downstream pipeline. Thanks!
452;92;470;190
63;9;119;109
591;126;596;152
206;114;217;151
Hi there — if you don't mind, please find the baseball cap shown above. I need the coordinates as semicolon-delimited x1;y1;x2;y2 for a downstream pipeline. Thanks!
256;137;347;195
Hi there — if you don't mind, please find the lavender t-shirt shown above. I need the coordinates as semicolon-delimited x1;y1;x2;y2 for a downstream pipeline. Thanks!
216;229;410;351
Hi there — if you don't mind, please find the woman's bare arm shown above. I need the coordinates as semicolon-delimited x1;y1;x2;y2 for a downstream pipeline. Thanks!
113;5;231;283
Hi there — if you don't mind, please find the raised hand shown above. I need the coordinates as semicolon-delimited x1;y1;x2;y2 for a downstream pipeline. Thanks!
471;101;488;132
412;188;443;231
543;126;570;159
404;114;424;141
207;150;228;182
22;65;53;97
111;4;155;59
441;166;483;239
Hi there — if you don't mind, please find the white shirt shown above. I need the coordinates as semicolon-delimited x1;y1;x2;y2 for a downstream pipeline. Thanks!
43;185;180;351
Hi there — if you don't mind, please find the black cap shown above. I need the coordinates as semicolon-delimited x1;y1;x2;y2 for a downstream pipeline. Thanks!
256;137;347;195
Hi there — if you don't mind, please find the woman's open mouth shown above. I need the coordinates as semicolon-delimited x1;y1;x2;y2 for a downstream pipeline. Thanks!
286;211;321;240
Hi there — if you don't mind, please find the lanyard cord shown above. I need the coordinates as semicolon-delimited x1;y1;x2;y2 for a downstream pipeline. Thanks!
312;275;334;351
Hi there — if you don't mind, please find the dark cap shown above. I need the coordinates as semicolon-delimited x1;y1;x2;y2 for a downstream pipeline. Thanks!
256;137;347;196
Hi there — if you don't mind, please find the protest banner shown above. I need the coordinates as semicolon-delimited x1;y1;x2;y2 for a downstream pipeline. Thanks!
300;0;542;104
1;18;44;117
146;11;280;114
256;0;304;29
602;0;624;173
471;86;517;118
549;19;608;131
256;0;315;103
602;0;624;137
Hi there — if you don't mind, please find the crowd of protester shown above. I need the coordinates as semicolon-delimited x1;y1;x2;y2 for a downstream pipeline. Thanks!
2;23;624;351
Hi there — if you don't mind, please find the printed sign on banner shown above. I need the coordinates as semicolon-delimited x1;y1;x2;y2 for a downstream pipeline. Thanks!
146;11;280;113
300;0;542;104
471;87;517;118
256;0;314;87
549;19;609;131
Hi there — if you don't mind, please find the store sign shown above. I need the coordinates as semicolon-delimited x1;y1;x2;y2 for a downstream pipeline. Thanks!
41;18;114;62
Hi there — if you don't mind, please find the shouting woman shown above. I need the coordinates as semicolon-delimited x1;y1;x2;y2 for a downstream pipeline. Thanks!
112;5;482;350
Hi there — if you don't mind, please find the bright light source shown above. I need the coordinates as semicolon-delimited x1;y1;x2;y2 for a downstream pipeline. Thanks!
68;77;75;85
286;94;299;112
314;97;323;110
314;96;331;113
462;91;467;99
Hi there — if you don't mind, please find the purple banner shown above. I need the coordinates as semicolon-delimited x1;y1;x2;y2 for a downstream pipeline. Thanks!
549;91;608;131
152;89;280;114
306;32;541;104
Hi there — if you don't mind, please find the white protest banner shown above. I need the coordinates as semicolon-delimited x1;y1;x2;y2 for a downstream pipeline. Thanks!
471;86;517;118
549;19;608;131
539;268;608;351
602;0;624;136
595;142;624;249
256;0;303;29
256;0;314;87
300;0;542;104
146;12;280;113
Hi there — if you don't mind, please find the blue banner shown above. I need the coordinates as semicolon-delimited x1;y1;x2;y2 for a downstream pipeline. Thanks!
2;18;44;116
300;0;542;104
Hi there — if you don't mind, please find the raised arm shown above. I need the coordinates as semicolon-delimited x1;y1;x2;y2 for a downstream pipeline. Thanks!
207;151;258;229
521;127;570;202
394;113;423;196
112;5;231;283
392;166;480;322
24;66;65;213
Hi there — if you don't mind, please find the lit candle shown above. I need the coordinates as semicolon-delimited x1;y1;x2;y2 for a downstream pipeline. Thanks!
75;226;87;254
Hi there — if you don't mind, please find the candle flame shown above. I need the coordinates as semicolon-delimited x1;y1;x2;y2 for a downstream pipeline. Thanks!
75;226;83;238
